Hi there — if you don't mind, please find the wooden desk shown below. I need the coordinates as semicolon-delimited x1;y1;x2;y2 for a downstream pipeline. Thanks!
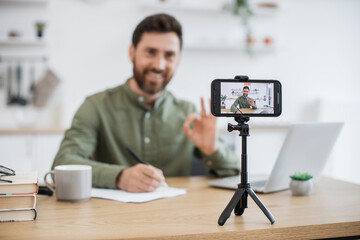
1;177;360;239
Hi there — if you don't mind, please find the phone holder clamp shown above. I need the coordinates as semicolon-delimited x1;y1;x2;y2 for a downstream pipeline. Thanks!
234;75;249;81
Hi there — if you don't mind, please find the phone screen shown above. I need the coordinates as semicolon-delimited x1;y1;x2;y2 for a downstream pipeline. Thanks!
211;79;282;117
220;82;274;115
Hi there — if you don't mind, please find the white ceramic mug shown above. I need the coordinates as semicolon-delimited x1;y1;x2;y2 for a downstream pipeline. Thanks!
44;165;92;201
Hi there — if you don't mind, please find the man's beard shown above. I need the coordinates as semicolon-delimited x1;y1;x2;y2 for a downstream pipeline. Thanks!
133;62;173;95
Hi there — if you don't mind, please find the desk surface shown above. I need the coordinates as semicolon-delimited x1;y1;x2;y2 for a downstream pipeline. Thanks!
1;177;360;240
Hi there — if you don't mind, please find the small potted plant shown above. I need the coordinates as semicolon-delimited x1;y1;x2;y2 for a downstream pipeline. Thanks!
221;94;227;108
35;21;46;38
223;0;254;53
289;172;313;196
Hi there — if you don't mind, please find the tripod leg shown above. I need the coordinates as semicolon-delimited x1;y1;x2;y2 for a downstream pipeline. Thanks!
218;188;245;226
234;191;247;216
247;188;275;224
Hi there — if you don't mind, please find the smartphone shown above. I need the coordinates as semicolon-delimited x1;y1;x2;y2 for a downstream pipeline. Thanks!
211;79;282;117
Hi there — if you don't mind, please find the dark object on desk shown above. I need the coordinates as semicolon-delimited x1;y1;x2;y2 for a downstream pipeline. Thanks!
38;186;53;196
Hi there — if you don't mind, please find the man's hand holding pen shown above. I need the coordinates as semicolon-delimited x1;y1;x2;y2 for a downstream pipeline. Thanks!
117;164;165;193
117;147;165;193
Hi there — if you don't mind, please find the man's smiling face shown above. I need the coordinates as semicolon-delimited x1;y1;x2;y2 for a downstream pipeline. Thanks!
130;32;182;94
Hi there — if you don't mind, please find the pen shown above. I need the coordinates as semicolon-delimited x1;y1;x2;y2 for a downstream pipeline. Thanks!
126;147;148;165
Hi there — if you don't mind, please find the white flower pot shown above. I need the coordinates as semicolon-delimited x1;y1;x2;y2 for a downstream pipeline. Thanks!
290;179;313;196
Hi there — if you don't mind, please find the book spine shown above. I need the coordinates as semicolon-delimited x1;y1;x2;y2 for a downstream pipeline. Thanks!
33;208;37;221
0;208;37;222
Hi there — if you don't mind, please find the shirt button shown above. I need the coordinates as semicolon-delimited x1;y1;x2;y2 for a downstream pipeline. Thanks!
144;137;150;144
138;96;144;102
145;112;151;118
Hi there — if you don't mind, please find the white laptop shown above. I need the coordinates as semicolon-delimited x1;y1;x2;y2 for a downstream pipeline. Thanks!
208;122;344;193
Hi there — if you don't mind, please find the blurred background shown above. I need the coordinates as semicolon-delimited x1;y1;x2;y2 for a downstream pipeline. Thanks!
0;0;359;184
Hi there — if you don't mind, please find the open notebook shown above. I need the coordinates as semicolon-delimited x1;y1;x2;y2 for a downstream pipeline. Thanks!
91;184;186;203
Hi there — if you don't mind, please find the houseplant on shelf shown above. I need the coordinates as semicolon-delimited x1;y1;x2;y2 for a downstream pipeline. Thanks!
221;94;227;109
289;172;313;196
35;21;46;38
223;0;254;53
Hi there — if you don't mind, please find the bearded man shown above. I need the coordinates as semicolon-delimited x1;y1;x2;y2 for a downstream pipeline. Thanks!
52;14;239;193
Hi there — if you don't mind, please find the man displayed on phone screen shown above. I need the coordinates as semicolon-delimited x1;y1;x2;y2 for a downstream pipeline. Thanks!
230;86;257;114
212;80;280;116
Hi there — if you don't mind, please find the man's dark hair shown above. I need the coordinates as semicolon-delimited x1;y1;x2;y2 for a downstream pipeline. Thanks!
132;13;183;50
243;86;250;90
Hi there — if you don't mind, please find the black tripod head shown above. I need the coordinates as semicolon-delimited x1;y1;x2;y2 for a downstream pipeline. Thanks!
228;116;250;136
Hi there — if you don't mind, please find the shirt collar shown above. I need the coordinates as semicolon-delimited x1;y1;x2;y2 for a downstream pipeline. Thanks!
123;79;167;111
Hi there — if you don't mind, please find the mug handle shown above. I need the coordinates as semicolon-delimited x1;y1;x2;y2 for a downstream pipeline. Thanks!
44;171;55;193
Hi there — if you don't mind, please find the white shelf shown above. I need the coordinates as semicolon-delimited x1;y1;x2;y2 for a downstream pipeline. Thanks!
0;38;46;47
185;40;277;52
138;0;225;12
138;0;279;16
0;0;48;4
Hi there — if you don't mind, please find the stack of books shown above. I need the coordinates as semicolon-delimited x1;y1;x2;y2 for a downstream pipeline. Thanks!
0;171;38;222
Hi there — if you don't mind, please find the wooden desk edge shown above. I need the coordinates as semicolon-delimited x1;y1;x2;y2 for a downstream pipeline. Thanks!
138;221;360;240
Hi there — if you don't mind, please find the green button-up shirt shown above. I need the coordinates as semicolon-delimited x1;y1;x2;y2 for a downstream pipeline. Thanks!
230;96;257;113
52;81;240;189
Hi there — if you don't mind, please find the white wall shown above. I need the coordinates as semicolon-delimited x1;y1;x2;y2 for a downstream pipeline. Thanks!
1;0;359;183
45;0;360;122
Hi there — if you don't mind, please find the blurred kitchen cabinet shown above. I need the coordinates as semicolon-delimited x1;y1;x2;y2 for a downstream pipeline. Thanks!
0;132;63;182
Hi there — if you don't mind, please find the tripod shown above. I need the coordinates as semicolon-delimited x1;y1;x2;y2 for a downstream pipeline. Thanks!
218;116;275;226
